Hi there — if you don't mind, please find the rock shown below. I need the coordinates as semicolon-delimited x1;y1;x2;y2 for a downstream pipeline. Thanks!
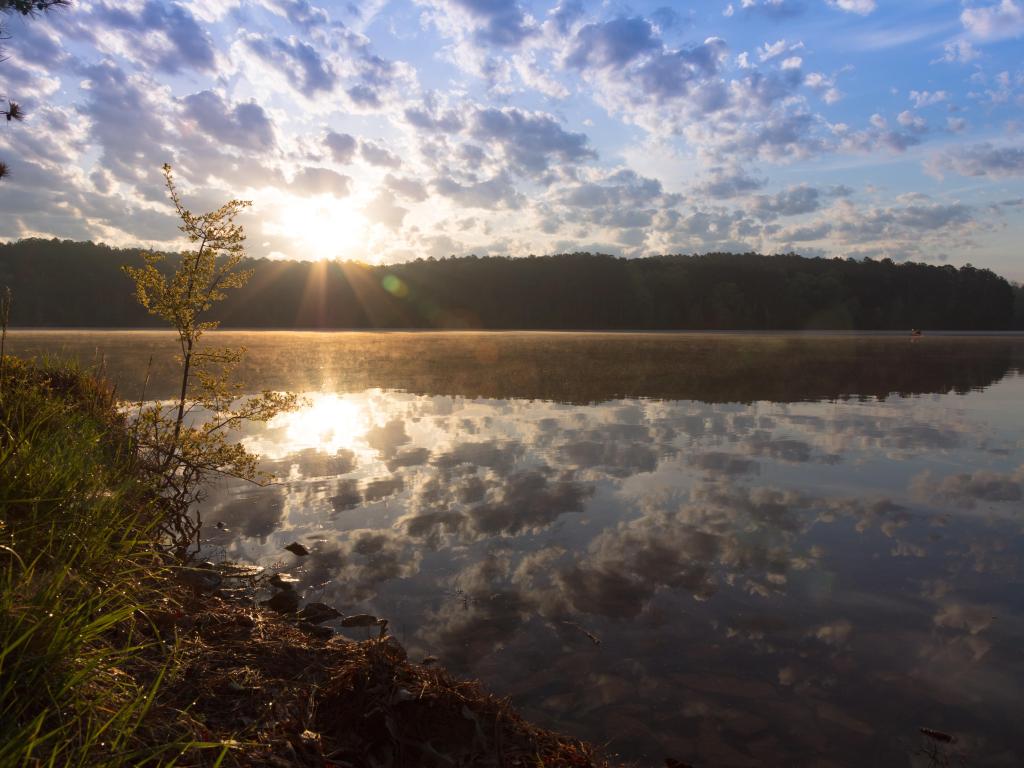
421;656;439;666
262;590;300;614
340;613;381;628
269;573;300;590
297;602;341;624
297;621;334;639
284;541;310;556
174;567;222;593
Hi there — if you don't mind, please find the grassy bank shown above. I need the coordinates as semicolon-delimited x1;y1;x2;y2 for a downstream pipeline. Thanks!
0;359;613;768
0;357;186;766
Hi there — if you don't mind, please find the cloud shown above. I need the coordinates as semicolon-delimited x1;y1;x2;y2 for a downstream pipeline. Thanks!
705;110;824;163
433;173;525;210
468;107;595;176
364;418;410;459
827;0;875;14
431;440;524;471
687;452;760;476
750;185;824;219
909;90;948;108
565;17;661;69
242;34;336;96
290;167;352;197
961;0;1024;41
738;0;806;19
264;0;331;30
468;469;592;536
912;466;1023;509
419;0;537;48
933;603;996;635
812;619;854;645
548;0;585;35
778;221;832;241
557;436;661;476
383;174;429;202
364;190;408;229
694;166;767;199
938;40;979;63
401;459;591;545
324;131;357;164
182;91;275;151
76;61;173;188
833;199;974;239
560;17;733;139
88;0;217;74
404;105;465;133
267;447;357;479
926;142;1024;179
805;71;842;103
835;113;929;155
556;169;665;209
896;110;927;133
543;484;821;618
359;140;402;168
385;446;431;471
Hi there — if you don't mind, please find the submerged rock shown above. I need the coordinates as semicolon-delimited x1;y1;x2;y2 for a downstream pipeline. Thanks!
269;573;300;590
297;602;341;624
297;621;334;639
175;567;222;593
262;590;300;614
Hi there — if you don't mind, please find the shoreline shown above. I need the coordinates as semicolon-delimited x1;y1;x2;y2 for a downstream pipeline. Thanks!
7;326;1024;336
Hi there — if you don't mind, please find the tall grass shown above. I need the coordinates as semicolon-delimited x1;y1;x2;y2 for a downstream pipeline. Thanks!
0;358;191;766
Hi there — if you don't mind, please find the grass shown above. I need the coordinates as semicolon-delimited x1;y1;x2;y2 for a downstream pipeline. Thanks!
0;357;190;767
0;356;617;768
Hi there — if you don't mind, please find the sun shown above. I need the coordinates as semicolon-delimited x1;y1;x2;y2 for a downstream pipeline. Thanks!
266;197;370;261
249;394;370;460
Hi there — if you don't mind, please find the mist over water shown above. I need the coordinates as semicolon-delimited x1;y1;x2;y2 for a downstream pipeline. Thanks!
12;331;1024;766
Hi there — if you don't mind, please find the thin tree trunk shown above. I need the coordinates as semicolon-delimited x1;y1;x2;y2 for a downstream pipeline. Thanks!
172;337;193;446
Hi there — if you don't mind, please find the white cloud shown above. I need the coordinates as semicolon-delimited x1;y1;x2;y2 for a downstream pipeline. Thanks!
961;0;1024;41
758;39;789;61
926;142;1024;179
939;39;980;63
909;90;948;108
827;0;876;15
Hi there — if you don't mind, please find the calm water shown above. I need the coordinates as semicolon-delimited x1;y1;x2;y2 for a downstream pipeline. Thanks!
10;331;1024;767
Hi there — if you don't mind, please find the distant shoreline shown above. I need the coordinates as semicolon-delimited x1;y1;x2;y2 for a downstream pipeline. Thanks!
5;242;1022;331
8;326;1024;335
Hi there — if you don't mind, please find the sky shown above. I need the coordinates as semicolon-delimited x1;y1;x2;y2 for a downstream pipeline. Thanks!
0;0;1022;279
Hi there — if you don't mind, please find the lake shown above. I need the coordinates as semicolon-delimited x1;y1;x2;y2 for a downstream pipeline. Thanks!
9;330;1024;767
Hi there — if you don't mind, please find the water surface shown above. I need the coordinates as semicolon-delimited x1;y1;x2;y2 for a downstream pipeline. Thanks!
10;331;1024;767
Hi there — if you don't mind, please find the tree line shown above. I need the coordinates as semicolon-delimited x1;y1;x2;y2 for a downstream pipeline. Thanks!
1;238;1020;330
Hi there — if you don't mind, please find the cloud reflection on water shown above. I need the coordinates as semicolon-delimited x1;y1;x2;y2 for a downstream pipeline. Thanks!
195;378;1024;765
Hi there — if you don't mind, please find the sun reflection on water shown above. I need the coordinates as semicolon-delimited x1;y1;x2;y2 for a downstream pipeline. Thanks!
246;393;370;459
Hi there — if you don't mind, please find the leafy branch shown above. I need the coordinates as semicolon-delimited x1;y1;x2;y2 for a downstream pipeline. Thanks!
123;165;298;557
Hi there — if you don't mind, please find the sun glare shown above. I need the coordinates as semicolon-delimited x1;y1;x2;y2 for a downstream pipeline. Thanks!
268;198;370;261
252;394;369;459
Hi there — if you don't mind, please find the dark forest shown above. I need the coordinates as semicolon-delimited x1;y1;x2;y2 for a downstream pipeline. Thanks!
3;238;1022;330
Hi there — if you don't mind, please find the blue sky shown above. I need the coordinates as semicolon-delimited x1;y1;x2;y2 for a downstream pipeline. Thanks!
1;0;1022;279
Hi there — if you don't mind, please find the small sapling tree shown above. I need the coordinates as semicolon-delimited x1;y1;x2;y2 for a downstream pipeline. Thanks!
123;164;297;557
